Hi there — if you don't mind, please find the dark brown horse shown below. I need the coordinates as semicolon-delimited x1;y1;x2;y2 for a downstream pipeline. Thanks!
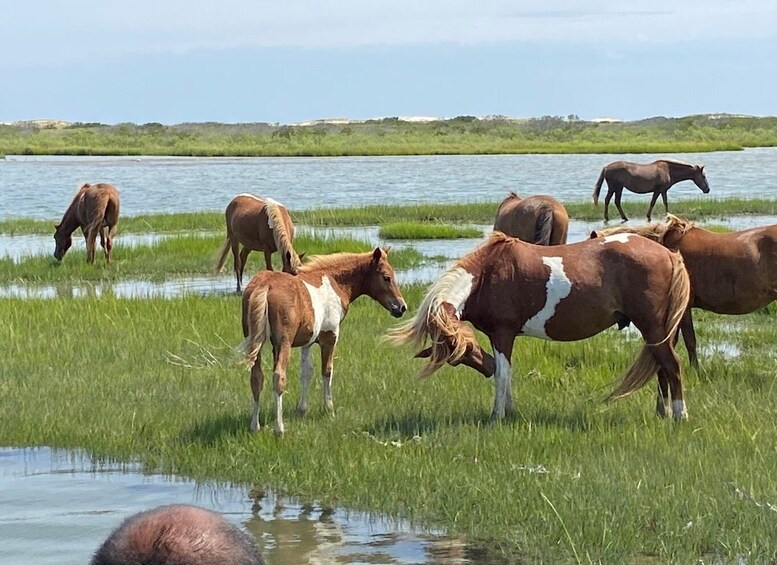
592;215;777;368
216;194;303;292
388;232;691;421
593;159;710;222
54;183;120;264
493;193;569;245
91;504;264;565
242;248;406;434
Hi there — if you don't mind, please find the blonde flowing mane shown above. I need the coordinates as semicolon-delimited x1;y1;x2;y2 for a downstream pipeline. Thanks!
595;214;694;244
387;233;505;377
298;250;374;274
264;198;302;273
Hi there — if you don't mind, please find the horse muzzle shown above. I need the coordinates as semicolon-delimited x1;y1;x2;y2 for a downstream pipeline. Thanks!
390;301;407;318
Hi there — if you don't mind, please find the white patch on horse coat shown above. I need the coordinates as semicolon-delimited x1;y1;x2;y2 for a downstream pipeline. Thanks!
601;233;633;245
520;257;572;339
303;276;344;345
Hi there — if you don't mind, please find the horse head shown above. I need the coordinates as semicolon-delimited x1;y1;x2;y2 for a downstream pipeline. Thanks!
364;247;407;318
692;165;710;194
414;311;496;378
53;223;72;261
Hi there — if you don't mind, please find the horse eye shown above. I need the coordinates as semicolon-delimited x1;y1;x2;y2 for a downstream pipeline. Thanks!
383;275;391;283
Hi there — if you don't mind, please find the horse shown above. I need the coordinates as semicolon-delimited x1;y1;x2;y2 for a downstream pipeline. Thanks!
493;192;569;245
242;247;407;434
53;183;120;264
91;504;264;565
215;193;303;292
388;231;691;421
591;215;777;368
592;159;710;222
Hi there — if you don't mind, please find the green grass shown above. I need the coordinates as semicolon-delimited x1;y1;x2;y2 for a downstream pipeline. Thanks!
0;233;426;284
378;222;483;240
1;291;776;562
3;198;777;235
4;115;777;156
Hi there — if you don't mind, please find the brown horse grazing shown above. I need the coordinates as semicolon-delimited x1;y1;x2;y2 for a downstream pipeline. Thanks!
215;193;303;292
54;183;120;264
388;232;691;421
91;504;265;565
592;215;777;368
242;248;407;434
592;159;710;222
493;192;569;245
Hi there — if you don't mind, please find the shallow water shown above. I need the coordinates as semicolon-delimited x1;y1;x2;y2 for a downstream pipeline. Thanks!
0;447;472;565
4;149;777;219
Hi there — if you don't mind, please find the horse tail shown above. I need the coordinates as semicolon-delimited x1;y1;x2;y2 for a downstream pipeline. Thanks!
242;287;269;366
214;237;231;272
592;167;606;205
534;206;554;246
385;267;477;378
265;198;301;274
607;251;691;401
85;187;111;235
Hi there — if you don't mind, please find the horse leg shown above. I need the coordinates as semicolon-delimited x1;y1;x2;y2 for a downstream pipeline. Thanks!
249;344;266;432
656;370;670;418
661;190;670;216
319;332;337;415
231;240;242;292
603;186;614;222
647;191;661;222
651;342;687;420
272;340;292;435
86;228;98;264
489;332;515;422
680;308;699;369
613;187;628;222
264;250;274;271
295;345;313;416
238;247;251;291
99;227;110;263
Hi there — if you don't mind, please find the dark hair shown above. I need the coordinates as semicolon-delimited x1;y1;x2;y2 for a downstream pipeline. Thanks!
91;504;265;565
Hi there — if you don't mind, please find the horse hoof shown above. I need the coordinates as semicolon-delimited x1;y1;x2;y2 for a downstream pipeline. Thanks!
296;405;309;417
274;425;285;436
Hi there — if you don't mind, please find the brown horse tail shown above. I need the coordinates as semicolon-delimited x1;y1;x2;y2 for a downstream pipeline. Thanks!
265;198;302;274
242;287;269;366
85;188;111;236
592;167;606;205
607;251;691;401
214;237;232;272
534;206;554;246
385;268;477;378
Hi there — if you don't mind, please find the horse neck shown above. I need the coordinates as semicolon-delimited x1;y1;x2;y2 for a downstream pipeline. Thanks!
307;256;372;307
266;203;299;269
666;162;696;182
57;196;83;235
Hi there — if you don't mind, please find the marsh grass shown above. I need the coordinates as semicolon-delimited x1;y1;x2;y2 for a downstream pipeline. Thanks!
378;222;483;240
2;198;775;235
0;233;425;283
1;288;776;562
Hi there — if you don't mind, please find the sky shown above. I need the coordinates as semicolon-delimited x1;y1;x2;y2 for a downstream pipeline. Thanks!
1;0;776;124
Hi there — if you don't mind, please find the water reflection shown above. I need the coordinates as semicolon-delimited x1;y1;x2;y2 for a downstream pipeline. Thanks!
0;447;474;565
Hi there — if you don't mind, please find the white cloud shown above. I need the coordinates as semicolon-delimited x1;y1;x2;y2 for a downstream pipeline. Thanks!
2;0;776;66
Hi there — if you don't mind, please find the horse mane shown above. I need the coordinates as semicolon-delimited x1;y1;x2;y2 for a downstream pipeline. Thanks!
594;214;694;244
386;234;506;377
657;158;693;167
264;198;302;274
298;250;373;274
57;183;91;229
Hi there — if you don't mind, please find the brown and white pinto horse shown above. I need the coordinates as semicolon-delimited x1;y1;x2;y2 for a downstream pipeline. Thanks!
493;193;569;245
216;194;303;292
54;183;120;264
592;215;777;368
593;159;710;222
242;248;407;434
388;232;692;421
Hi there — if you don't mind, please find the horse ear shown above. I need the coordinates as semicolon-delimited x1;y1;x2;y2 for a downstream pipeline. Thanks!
383;246;391;255
372;247;382;262
415;347;432;359
298;252;305;261
589;230;598;239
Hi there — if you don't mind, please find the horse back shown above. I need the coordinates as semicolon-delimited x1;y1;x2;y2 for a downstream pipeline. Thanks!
227;195;275;251
77;183;120;228
493;194;568;245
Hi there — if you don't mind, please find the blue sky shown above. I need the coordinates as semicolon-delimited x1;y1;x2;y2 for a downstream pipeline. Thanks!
2;1;776;124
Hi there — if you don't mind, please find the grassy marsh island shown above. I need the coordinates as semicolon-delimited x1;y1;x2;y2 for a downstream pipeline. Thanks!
4;114;777;157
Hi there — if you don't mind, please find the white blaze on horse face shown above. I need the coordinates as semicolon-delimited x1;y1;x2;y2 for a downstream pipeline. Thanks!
303;276;344;345
601;233;633;245
520;257;572;339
